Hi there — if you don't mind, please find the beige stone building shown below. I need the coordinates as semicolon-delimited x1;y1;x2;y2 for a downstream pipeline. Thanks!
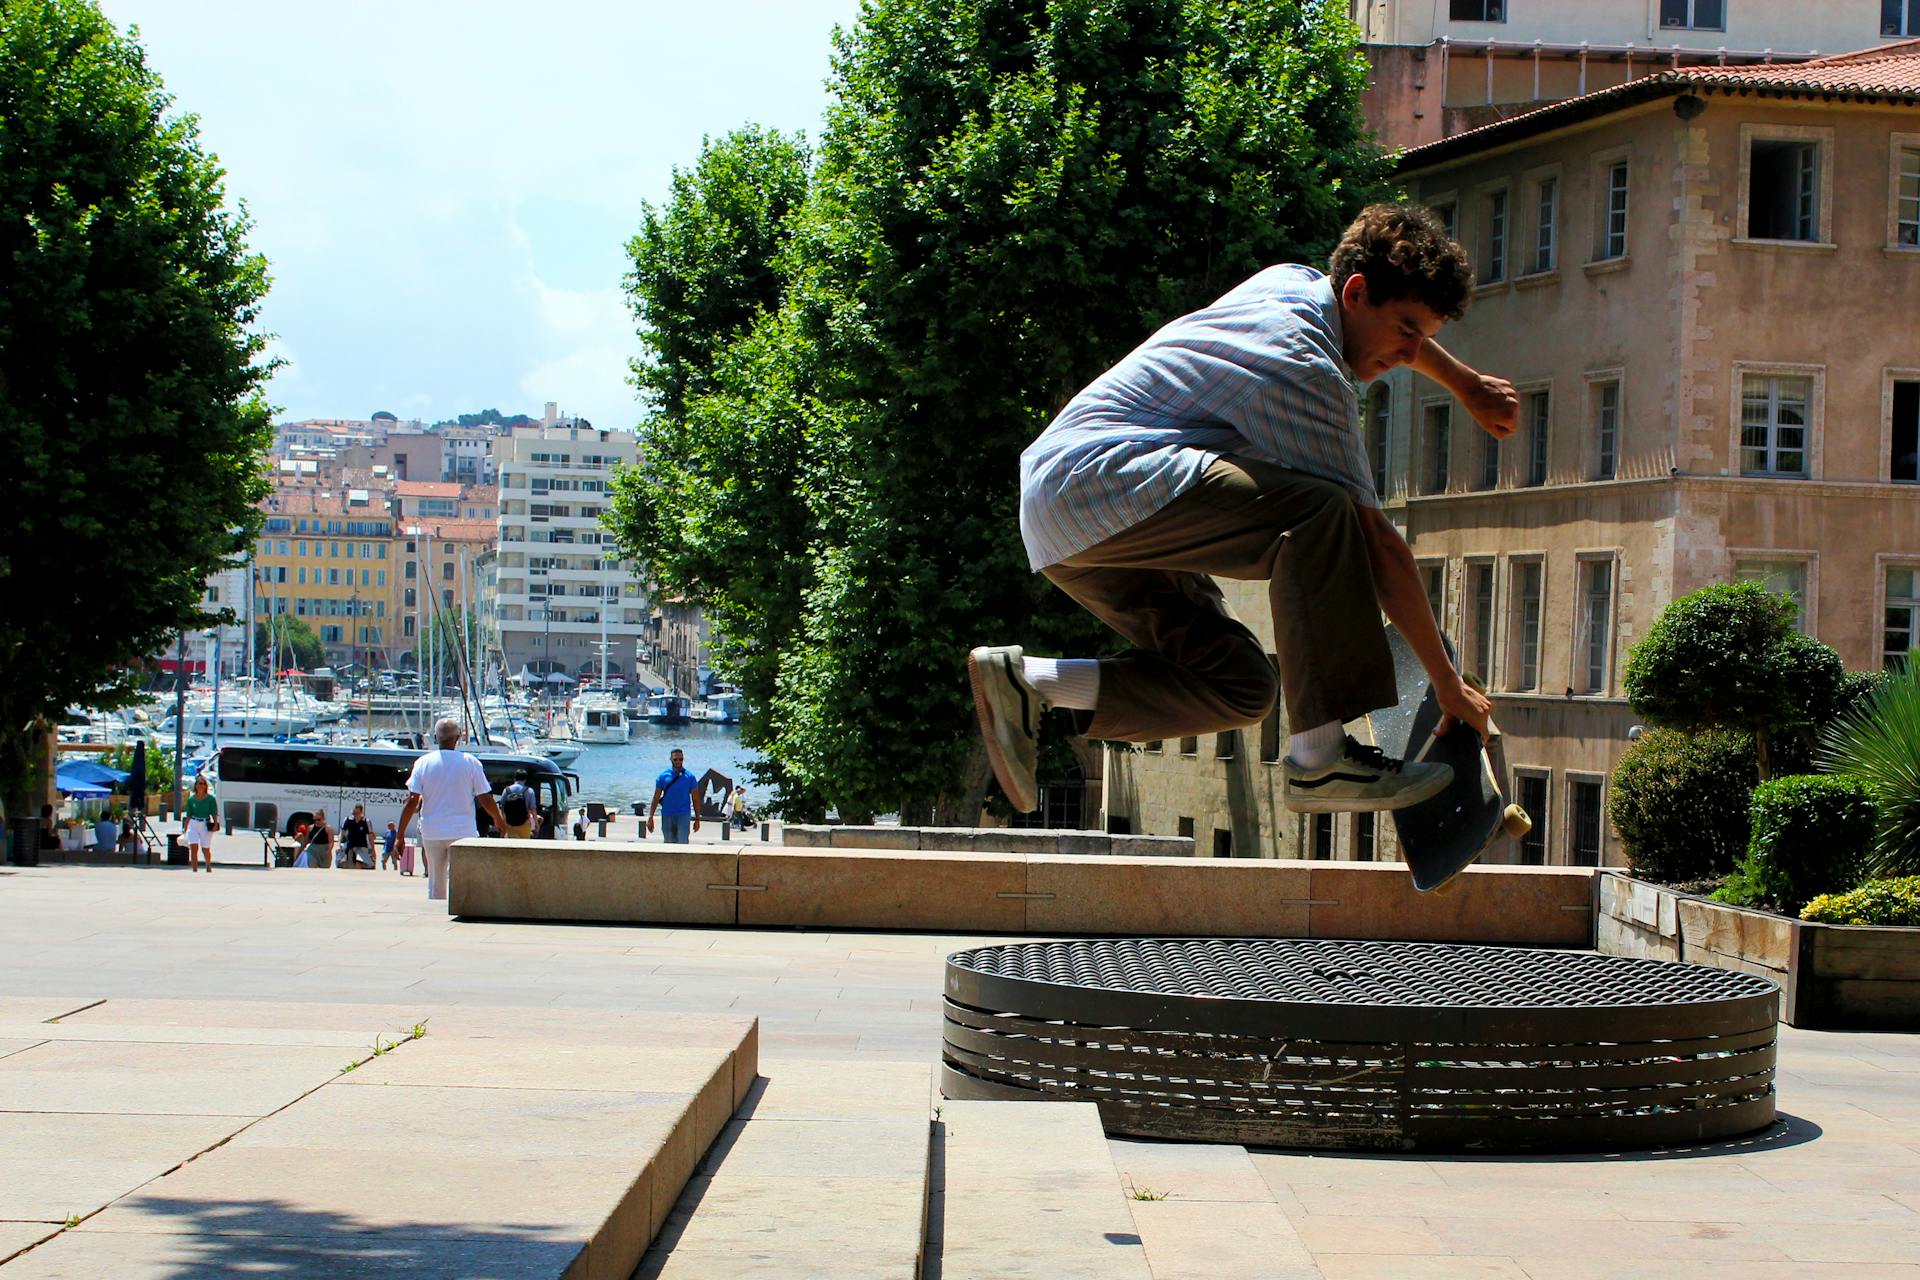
1102;43;1920;866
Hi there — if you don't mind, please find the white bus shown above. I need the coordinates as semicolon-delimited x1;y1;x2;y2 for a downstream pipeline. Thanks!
205;742;576;839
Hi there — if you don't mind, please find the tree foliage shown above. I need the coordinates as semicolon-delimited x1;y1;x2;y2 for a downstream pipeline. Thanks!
1820;664;1920;878
611;0;1392;821
1608;727;1760;884
1624;582;1843;779
0;0;273;813
1719;774;1875;914
255;617;325;672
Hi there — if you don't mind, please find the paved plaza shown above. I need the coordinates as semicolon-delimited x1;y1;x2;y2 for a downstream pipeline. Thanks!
2;860;1918;1277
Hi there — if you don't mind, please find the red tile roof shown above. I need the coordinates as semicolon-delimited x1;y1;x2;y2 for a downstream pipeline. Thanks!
394;480;463;497
1400;40;1920;170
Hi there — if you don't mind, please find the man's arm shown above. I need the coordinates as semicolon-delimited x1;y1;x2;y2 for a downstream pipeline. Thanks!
645;787;664;831
396;794;421;840
1357;505;1492;738
478;793;508;833
1412;338;1518;439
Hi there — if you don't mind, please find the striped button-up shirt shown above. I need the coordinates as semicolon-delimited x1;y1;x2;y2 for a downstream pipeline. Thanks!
1019;264;1375;572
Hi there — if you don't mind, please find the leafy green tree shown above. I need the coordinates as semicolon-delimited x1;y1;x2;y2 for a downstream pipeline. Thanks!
1821;665;1920;878
255;617;325;672
614;0;1393;822
1623;582;1843;779
0;0;273;816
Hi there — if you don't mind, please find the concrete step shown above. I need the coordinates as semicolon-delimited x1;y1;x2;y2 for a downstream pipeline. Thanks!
934;1100;1151;1280
0;1000;756;1280
1108;1138;1320;1280
638;1058;933;1278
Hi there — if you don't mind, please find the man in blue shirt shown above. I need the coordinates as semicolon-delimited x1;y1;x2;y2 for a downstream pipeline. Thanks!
970;204;1518;816
646;748;702;844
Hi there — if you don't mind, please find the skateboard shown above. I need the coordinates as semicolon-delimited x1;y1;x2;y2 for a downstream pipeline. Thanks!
1364;627;1531;894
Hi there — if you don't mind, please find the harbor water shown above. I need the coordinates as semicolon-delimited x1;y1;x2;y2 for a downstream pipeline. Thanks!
559;722;766;814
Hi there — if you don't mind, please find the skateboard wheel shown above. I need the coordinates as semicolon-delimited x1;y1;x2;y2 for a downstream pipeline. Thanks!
1502;805;1532;839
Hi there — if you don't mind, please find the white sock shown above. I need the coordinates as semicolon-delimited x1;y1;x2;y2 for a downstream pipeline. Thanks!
1287;721;1345;769
1022;656;1100;711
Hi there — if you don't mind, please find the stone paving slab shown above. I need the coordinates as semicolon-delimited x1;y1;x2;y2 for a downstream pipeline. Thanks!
0;1040;345;1117
0;1229;585;1279
0;1112;245;1224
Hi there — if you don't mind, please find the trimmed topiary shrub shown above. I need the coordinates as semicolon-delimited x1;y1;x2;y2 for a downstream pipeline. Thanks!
1609;727;1759;883
1727;775;1875;914
1802;875;1920;926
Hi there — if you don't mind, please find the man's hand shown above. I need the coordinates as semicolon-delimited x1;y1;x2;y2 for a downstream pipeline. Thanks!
693;816;702;833
1460;373;1519;438
1435;674;1493;741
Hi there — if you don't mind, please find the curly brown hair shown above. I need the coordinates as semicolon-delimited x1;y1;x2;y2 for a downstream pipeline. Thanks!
1327;204;1474;321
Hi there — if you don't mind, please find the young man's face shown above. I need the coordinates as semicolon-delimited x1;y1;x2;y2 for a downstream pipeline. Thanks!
1337;274;1447;381
670;752;684;771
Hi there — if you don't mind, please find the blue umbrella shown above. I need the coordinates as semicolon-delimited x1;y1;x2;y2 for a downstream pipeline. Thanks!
56;777;112;798
58;759;129;788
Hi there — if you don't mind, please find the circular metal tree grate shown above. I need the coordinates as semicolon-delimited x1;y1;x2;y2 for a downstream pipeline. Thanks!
941;938;1779;1153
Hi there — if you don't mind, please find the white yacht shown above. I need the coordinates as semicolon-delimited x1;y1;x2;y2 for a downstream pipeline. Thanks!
567;692;630;744
159;708;316;740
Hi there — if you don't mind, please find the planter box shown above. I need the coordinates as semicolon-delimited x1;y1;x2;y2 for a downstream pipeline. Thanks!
1597;871;1920;1030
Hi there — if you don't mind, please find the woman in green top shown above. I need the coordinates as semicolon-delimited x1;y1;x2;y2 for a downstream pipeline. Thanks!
183;775;219;874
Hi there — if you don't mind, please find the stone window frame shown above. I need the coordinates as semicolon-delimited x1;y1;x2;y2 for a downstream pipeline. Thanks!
1582;367;1626;482
1729;549;1820;638
1463;555;1501;688
1421;186;1461;242
1569;548;1622;696
1565;770;1611;867
1887;133;1920;254
1503;552;1549;693
1587;144;1633;266
1520;162;1564;281
1874;552;1920;669
1511;766;1553;864
1734;123;1836;250
1475;177;1514;288
1416;555;1450;632
1516;379;1553;486
1729;360;1825;481
1882;365;1920;483
1416;393;1455;495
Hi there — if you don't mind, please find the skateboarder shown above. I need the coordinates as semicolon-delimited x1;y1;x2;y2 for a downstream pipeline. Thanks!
970;204;1517;815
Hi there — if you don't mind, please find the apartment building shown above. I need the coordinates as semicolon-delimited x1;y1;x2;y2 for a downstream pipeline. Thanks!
1352;0;1910;150
1102;43;1920;864
253;487;397;669
493;423;649;679
396;518;495;668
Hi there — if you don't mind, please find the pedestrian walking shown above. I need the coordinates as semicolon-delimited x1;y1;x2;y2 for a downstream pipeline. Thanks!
340;804;374;870
296;809;333;869
380;821;400;870
395;718;508;902
182;775;219;873
728;784;749;832
645;748;700;844
498;769;538;839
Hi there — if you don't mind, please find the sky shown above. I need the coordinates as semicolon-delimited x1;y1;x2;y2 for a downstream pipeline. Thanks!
97;0;865;430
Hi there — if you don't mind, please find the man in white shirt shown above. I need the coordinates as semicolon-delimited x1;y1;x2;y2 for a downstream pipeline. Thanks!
397;718;508;903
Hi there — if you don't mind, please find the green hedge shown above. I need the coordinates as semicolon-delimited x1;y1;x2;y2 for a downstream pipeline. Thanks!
1609;727;1758;883
1721;775;1874;914
1802;876;1920;926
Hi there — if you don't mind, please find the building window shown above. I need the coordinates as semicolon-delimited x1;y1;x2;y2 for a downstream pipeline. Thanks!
1570;778;1605;866
1898;149;1920;247
1885;0;1919;36
1511;560;1543;692
1660;0;1724;29
1354;812;1376;862
1601;161;1629;260
1478;430;1500;490
1893;381;1920;482
1467;562;1496;684
1368;386;1390;497
1533;177;1558;273
1177;816;1195;840
296;567;306;585
1215;729;1238;760
1750;139;1820;241
1425;402;1451;493
1481;189;1508;283
1422;562;1446;625
1526;391;1550;485
403;616;415;638
1579;558;1614;694
1431;199;1458;240
1741;374;1811;476
1735;559;1810;633
1518;773;1549;863
1449;0;1504;19
1144;740;1163;753
1592;380;1620;480
1213;830;1234;859
1179;736;1198;756
404;561;416;580
1885;566;1920;668
442;561;454;580
1311;813;1334;859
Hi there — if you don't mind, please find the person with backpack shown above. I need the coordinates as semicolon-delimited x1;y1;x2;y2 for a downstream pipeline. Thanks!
498;768;538;839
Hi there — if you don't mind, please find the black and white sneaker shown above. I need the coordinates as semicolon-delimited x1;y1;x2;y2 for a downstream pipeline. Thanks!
967;644;1042;813
1283;735;1452;814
